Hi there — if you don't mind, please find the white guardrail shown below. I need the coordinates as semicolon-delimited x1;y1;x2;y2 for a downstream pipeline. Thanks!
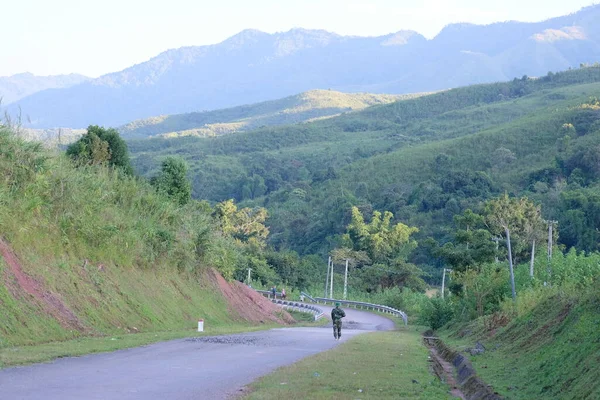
256;290;408;325
310;295;408;326
256;290;324;321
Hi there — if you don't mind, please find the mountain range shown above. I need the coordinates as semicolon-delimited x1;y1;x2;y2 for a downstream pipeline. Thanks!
5;4;600;128
0;73;89;105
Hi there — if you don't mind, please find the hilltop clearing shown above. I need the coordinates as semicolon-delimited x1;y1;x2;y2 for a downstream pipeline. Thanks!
119;90;411;139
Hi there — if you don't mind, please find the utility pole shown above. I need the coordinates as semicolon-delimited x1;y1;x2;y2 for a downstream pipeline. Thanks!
442;268;446;299
546;220;557;284
441;268;452;299
329;258;334;298
441;268;447;299
343;259;349;300
529;240;536;278
547;221;557;260
324;256;331;298
246;268;252;286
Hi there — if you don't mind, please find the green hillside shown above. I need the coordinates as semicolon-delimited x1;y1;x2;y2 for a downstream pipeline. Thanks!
128;65;600;270
119;90;413;139
441;283;600;399
0;128;290;358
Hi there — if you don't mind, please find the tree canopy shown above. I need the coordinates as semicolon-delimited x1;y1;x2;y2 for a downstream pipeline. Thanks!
66;125;133;174
337;206;425;292
151;156;192;205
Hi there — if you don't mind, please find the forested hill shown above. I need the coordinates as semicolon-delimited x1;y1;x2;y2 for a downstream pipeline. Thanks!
8;4;600;128
119;90;409;139
129;65;600;268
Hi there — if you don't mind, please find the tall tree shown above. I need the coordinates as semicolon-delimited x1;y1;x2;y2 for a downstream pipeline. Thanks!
523;203;546;277
151;156;192;205
344;206;418;264
340;206;423;291
483;194;544;300
66;125;133;174
213;199;269;247
433;209;497;272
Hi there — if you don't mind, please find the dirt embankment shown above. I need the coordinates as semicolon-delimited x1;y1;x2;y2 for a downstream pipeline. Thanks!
1;237;291;340
208;268;293;325
0;237;88;333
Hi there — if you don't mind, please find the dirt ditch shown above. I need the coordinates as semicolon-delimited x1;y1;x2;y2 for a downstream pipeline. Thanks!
423;331;502;400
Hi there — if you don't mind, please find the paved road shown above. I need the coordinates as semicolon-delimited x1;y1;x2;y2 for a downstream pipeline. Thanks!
0;306;394;400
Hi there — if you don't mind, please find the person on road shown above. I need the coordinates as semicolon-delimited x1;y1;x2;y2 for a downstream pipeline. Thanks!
271;286;277;299
281;288;286;300
331;302;346;340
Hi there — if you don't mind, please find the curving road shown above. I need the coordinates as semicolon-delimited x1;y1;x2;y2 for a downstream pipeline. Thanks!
0;305;395;400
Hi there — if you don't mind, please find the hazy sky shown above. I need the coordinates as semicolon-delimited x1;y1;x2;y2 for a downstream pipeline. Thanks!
2;0;596;78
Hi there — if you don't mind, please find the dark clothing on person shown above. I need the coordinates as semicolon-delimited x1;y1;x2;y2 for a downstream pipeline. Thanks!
333;319;343;339
331;307;345;321
331;306;346;339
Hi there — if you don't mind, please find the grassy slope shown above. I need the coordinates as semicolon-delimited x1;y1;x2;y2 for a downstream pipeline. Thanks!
119;90;415;139
245;327;453;400
0;129;285;364
440;287;600;400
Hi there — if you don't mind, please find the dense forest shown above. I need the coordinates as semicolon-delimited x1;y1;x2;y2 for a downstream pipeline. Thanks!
129;65;600;282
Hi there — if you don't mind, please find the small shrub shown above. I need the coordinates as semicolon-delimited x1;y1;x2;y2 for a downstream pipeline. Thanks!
423;297;454;330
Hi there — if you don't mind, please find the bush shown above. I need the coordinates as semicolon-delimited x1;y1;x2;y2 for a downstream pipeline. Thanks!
151;156;192;205
66;125;133;175
422;297;454;330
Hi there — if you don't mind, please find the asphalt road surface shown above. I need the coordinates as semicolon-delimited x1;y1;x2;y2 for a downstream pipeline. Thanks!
0;306;395;400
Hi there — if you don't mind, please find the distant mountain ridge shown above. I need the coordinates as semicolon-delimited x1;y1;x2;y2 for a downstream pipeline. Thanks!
0;73;89;105
119;89;418;139
7;4;600;128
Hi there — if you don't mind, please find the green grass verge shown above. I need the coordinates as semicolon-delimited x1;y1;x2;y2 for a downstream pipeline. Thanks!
244;327;453;399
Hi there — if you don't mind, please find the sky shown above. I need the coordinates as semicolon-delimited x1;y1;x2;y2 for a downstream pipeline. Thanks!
1;0;597;78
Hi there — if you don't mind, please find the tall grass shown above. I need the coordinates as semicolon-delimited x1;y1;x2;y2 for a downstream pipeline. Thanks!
0;128;251;346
